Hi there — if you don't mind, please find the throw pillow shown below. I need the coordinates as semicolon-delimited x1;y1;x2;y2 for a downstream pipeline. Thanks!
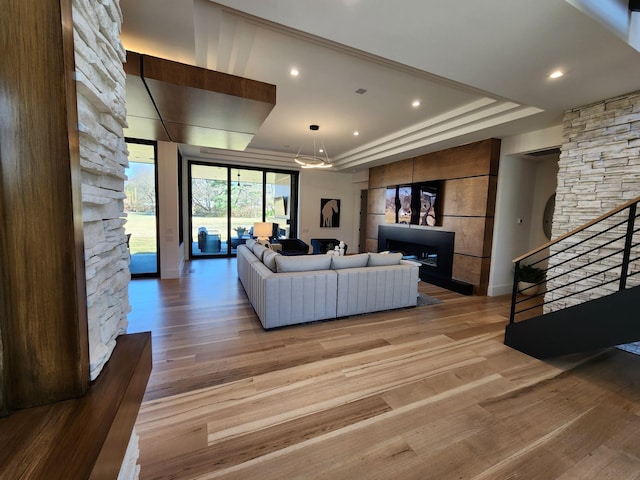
367;252;403;266
331;253;369;270
262;249;280;272
275;254;332;273
252;243;268;260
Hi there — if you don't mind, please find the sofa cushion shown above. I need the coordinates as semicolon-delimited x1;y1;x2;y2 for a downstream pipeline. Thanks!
275;254;332;273
367;252;403;266
262;249;280;272
252;243;268;260
331;253;369;270
246;238;257;249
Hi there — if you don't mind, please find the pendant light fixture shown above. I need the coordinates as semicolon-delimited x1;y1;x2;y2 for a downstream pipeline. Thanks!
294;125;332;169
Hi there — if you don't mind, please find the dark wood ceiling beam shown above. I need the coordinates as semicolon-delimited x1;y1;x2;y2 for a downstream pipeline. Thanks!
123;51;276;150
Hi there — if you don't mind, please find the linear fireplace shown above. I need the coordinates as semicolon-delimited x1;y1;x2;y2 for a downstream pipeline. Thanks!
386;239;439;268
378;225;472;294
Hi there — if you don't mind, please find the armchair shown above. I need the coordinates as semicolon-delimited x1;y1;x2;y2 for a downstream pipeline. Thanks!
197;227;221;253
275;238;309;256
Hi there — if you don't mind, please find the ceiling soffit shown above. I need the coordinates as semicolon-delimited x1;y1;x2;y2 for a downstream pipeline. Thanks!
123;51;276;150
331;99;544;170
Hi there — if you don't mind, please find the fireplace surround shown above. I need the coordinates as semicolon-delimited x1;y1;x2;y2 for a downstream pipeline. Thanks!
378;225;473;294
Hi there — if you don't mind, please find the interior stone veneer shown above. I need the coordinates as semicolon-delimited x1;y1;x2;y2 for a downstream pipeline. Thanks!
73;0;130;381
547;91;640;351
72;0;138;476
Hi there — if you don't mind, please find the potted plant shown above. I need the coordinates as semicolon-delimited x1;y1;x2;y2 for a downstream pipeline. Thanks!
517;264;545;295
234;226;246;237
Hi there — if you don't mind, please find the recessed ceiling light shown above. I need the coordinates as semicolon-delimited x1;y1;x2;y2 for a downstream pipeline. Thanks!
549;70;563;79
353;131;360;136
412;100;421;107
290;68;299;77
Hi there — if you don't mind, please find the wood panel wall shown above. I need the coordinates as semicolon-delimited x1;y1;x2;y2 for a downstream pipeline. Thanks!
0;162;6;416
367;139;500;295
0;0;89;409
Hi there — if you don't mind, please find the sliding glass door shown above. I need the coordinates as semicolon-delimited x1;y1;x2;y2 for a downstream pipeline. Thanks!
229;168;263;253
191;165;228;257
189;163;297;258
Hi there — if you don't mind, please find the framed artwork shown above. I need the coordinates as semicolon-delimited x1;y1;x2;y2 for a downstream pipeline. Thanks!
418;183;439;226
320;198;340;227
397;186;412;224
385;187;397;223
384;181;442;226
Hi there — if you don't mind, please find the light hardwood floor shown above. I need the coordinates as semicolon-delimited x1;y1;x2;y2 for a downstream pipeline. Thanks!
128;258;640;480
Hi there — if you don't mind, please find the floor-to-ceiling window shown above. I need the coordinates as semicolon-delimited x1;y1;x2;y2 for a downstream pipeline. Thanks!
124;140;159;276
189;162;298;258
229;167;263;255
265;171;295;240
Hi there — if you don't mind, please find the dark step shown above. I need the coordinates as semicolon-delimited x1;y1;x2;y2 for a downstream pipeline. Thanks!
505;286;640;358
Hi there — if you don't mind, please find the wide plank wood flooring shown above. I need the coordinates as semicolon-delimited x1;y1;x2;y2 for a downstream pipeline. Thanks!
128;258;640;480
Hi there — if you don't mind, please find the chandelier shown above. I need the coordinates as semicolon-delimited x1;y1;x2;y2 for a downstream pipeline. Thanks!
294;125;332;169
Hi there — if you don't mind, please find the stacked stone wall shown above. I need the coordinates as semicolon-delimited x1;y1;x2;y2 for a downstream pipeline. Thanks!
546;92;640;323
72;0;130;381
72;0;137;476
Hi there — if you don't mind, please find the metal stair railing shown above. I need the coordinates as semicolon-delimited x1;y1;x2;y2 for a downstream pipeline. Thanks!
509;196;640;324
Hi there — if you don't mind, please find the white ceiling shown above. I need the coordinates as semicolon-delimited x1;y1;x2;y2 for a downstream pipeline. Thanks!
119;0;640;172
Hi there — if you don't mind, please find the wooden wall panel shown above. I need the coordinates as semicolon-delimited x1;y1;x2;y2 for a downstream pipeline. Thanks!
452;254;482;285
0;145;6;415
365;238;379;254
366;138;500;294
367;187;386;215
486;174;498;217
366;214;386;242
0;0;89;408
482;217;495;259
478;257;493;296
452;255;492;294
442;177;491;217
441;216;489;257
413;138;500;181
368;158;413;188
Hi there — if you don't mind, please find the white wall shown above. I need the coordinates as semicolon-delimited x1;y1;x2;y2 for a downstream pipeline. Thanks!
298;170;362;252
488;126;562;296
157;142;184;279
489;156;537;296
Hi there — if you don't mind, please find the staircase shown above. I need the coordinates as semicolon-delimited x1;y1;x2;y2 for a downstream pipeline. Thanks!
505;196;640;358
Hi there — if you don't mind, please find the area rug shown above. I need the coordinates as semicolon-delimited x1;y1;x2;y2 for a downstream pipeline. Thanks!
416;293;443;306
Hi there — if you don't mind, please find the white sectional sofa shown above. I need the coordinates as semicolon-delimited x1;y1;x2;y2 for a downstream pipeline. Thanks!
237;239;420;329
